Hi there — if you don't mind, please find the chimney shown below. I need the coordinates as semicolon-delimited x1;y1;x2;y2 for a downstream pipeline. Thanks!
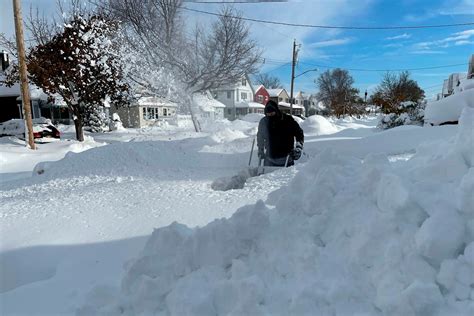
1;51;10;72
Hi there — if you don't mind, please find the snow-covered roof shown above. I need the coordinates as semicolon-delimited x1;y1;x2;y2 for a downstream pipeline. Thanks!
137;96;178;107
255;85;266;93
1;75;49;100
234;101;265;109
0;77;20;97
193;93;225;112
267;88;284;97
278;102;305;109
248;101;265;108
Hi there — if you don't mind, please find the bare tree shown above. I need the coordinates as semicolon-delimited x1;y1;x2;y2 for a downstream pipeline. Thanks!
99;1;261;130
370;71;425;114
103;1;260;92
316;68;360;117
254;73;283;89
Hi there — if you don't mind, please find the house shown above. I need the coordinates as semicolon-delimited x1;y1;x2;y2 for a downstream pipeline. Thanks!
0;78;72;124
193;92;226;120
1;51;72;124
468;54;474;79
111;95;178;128
254;85;270;105
267;88;289;104
212;75;255;120
234;101;265;117
278;102;305;116
295;91;316;117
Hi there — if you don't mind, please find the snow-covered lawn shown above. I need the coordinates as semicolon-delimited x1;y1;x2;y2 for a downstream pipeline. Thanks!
0;110;472;315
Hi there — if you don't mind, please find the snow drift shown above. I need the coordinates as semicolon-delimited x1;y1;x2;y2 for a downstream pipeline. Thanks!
425;81;474;126
300;115;339;136
80;106;474;315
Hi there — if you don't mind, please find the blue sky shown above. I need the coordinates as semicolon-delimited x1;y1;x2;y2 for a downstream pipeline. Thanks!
2;0;473;99
185;0;474;99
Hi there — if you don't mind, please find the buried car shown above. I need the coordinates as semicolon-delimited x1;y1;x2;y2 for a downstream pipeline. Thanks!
0;118;60;140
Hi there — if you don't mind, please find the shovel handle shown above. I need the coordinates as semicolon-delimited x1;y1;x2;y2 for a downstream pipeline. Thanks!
249;137;256;166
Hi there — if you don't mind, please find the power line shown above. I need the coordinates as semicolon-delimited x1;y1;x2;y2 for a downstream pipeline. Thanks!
298;61;468;72
182;7;474;30
185;0;287;3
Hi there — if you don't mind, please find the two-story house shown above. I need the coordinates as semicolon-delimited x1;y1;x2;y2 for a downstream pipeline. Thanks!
267;88;289;105
212;75;256;120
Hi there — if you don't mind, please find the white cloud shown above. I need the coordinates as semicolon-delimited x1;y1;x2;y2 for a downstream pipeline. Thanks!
308;38;354;48
411;28;474;52
186;0;372;68
411;50;447;55
439;0;474;15
385;33;411;40
455;40;474;45
384;43;404;48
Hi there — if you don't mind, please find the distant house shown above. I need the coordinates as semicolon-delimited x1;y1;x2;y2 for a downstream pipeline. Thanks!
193;92;226;120
234;101;265;117
212;75;255;120
254;85;270;105
295;91;314;117
111;95;177;128
1;51;72;124
278;102;305;116
267;88;289;104
0;78;71;124
468;54;474;79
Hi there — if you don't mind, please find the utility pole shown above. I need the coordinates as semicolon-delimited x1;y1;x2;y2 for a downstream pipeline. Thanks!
13;0;35;149
289;39;298;116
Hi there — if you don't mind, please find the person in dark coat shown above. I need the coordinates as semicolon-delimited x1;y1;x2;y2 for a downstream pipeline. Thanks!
257;100;304;167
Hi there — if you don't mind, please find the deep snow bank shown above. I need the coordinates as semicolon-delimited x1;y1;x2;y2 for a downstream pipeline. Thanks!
81;108;473;315
301;115;339;136
425;85;474;125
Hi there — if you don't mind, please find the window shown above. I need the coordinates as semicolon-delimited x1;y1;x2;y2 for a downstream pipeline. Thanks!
227;109;232;115
227;91;231;99
257;95;263;103
143;107;159;120
242;78;246;86
241;92;247;100
163;108;168;116
279;97;283;102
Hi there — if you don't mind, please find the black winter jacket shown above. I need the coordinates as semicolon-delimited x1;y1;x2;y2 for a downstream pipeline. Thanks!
257;114;304;159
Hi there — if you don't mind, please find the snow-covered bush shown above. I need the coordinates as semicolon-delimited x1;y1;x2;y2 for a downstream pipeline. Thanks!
84;105;109;133
109;113;124;131
377;101;425;129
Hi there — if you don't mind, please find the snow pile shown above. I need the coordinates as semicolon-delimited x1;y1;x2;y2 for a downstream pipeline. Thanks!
80;107;473;315
109;113;125;131
300;115;339;136
210;128;247;143
425;85;474;125
240;113;264;123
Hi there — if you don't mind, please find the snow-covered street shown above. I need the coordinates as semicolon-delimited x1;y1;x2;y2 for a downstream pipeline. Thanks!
1;112;471;315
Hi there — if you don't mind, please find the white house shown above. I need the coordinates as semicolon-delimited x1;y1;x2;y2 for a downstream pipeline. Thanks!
212;75;255;120
193;92;226;120
111;95;178;128
267;88;289;104
234;101;265;118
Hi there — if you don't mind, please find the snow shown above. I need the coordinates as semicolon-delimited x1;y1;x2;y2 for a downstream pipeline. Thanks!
193;93;226;112
425;80;474;125
1;102;473;315
266;88;284;97
300;115;339;136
